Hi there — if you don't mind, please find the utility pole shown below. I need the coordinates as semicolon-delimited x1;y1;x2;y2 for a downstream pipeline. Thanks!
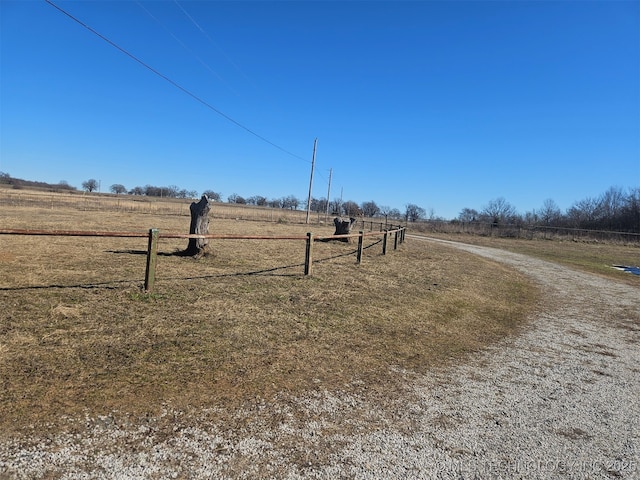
325;167;332;222
305;138;317;224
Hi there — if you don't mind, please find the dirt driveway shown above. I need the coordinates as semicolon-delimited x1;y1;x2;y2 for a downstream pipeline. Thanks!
1;237;638;479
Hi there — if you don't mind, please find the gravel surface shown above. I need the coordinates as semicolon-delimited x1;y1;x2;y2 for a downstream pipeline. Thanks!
1;237;638;479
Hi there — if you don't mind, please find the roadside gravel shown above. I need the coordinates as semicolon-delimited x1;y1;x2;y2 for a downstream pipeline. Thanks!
1;236;638;479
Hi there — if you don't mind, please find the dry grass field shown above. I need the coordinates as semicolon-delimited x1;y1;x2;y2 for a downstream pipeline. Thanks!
415;232;640;288
0;196;544;437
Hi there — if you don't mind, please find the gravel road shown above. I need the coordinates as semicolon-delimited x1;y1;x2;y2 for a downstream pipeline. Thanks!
1;237;639;479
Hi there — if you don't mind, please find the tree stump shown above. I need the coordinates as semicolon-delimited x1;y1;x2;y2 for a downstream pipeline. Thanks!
184;195;211;257
333;217;357;242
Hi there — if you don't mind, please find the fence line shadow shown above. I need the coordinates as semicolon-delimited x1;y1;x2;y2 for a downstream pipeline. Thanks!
107;249;187;257
0;240;388;291
0;279;140;292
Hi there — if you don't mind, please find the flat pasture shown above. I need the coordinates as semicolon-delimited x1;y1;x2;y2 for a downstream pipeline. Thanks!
2;199;538;433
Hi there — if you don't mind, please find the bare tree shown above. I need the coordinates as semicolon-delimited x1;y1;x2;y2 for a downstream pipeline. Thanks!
144;185;159;197
567;197;599;228
388;208;402;219
227;193;246;204
538;199;561;225
480;197;517;224
426;207;439;221
622;187;640;232
283;195;300;210
165;185;180;198
110;184;127;195
342;200;361;217
361;200;380;217
405;203;426;222
308;197;328;213
247;195;267;206
177;189;197;199
202;190;222;202
82;179;99;193
330;198;343;215
598;186;626;230
458;208;479;222
565;187;639;232
268;198;281;208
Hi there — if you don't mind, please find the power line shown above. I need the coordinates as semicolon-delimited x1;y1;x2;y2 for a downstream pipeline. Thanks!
135;1;230;88
174;0;299;134
173;0;249;83
44;0;308;163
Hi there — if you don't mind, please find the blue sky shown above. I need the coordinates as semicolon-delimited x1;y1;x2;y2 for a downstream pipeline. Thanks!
1;0;638;219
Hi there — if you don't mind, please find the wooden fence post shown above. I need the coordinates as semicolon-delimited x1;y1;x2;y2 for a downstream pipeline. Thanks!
304;232;314;275
382;229;388;255
357;231;364;263
394;229;399;250
144;228;159;292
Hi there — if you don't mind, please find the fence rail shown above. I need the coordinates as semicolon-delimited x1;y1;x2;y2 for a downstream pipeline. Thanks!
0;226;406;292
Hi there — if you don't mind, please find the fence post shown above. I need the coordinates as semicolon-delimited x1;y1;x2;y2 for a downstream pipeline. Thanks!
382;229;388;255
357;231;364;264
304;232;314;275
144;228;159;293
394;229;399;250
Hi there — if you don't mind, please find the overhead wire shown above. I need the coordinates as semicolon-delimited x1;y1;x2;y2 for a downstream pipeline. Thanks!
44;0;309;164
134;1;232;90
174;0;305;155
173;0;253;86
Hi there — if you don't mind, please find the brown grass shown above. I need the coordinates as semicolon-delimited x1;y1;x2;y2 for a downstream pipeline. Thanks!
0;200;538;435
420;232;640;287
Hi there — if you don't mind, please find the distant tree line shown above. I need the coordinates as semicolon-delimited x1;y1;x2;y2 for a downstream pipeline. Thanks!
0;172;75;192
456;186;640;233
100;178;423;222
211;190;413;221
125;184;198;199
3;172;635;233
0;172;424;222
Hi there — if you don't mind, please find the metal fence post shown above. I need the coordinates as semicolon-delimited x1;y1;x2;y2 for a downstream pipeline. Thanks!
304;232;314;275
144;228;159;292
